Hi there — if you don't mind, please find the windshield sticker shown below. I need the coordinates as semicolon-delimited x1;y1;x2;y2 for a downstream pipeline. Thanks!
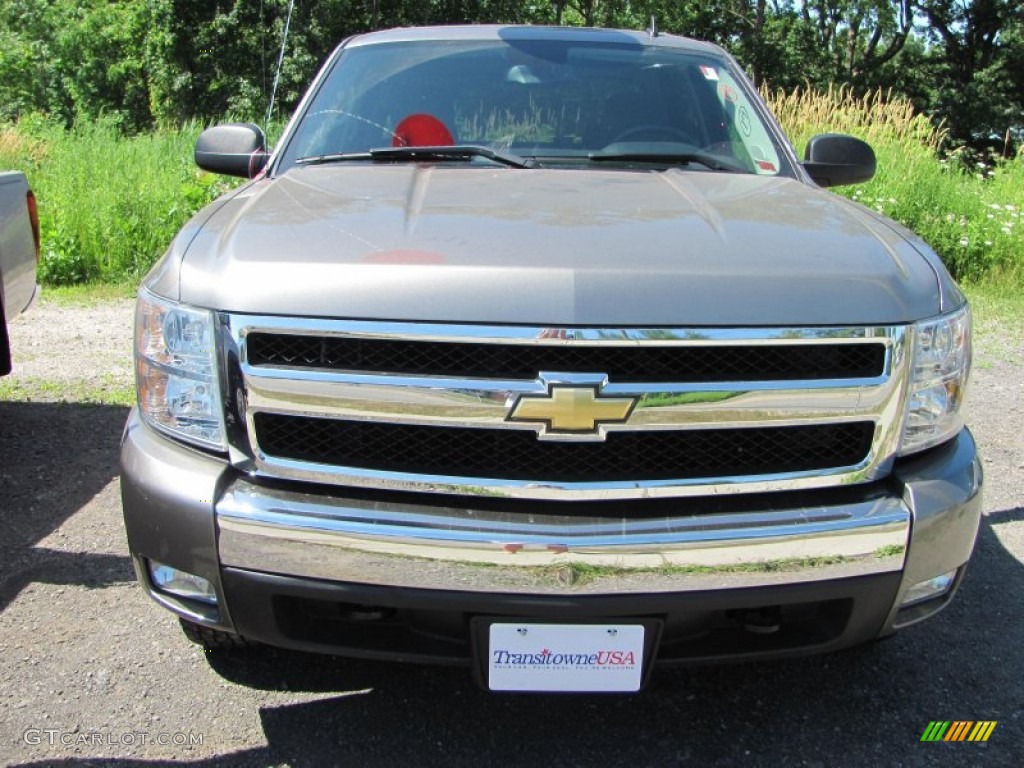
737;107;752;137
700;65;719;81
718;83;739;104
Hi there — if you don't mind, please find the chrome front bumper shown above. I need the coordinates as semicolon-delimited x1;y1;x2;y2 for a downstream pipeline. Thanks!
216;481;910;595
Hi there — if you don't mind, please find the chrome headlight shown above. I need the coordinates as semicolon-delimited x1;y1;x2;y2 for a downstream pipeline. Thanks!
135;288;226;450
899;305;971;456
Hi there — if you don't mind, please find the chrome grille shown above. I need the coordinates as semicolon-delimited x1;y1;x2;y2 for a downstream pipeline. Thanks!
226;316;909;501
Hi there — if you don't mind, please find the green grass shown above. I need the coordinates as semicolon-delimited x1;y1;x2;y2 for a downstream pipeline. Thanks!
874;544;906;558
368;550;855;587
841;152;1024;287
964;284;1024;364
539;556;853;586
1;116;239;285
40;282;136;306
0;376;134;406
639;391;739;408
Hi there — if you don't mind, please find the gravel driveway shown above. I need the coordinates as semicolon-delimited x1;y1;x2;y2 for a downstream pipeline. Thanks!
0;295;1021;767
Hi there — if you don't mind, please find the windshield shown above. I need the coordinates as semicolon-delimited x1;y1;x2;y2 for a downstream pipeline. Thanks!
278;37;789;175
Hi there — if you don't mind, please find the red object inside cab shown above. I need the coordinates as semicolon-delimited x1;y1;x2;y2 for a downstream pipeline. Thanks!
392;114;454;147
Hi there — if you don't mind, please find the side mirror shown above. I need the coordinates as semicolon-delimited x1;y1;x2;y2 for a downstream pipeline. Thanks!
195;123;269;178
801;134;876;188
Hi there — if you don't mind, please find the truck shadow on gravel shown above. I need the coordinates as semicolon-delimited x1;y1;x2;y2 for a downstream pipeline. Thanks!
0;401;134;612
13;506;1023;768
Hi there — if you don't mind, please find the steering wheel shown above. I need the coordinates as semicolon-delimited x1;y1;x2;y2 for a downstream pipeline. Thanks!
609;125;696;144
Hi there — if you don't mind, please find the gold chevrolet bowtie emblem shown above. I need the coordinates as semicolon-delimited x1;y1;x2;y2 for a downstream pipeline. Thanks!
508;386;636;436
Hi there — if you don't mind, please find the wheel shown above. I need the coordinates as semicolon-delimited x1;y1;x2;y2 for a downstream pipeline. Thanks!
179;618;252;651
0;299;11;376
609;125;696;144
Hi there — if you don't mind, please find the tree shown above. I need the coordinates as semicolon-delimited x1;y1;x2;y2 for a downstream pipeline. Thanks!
914;0;1024;147
58;2;151;131
0;0;71;123
799;1;914;83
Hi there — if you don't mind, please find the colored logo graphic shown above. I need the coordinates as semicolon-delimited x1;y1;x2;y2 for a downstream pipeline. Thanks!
920;721;997;742
508;385;635;437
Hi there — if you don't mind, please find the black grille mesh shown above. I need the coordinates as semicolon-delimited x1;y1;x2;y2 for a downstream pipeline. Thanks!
254;414;875;483
246;333;885;382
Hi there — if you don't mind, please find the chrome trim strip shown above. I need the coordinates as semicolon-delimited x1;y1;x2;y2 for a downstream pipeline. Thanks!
225;316;910;500
238;454;883;500
242;373;893;431
234;315;900;345
217;481;910;594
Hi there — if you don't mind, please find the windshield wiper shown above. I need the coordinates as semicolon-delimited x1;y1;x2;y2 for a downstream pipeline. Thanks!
296;145;532;169
370;145;532;168
588;151;746;173
296;151;372;165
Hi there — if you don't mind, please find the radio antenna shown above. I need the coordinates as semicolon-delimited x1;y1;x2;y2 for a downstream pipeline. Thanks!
266;0;296;130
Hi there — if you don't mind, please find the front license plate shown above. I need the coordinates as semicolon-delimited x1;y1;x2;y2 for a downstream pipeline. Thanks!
488;623;645;692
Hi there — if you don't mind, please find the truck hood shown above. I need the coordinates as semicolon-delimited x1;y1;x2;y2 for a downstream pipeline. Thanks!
170;165;943;326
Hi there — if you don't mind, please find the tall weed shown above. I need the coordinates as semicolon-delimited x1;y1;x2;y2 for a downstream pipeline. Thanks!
0;115;237;284
765;86;1023;285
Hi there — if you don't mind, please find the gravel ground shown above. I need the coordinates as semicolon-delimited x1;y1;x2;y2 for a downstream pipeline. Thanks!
0;295;1022;767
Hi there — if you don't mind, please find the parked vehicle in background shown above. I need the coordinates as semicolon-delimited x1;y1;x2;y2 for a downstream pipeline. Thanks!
121;25;981;693
0;171;40;376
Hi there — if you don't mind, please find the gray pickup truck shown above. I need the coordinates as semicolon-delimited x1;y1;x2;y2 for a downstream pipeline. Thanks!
121;25;981;693
0;171;40;376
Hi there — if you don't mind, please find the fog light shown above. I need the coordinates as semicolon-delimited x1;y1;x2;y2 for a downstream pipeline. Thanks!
901;570;957;608
149;561;218;605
